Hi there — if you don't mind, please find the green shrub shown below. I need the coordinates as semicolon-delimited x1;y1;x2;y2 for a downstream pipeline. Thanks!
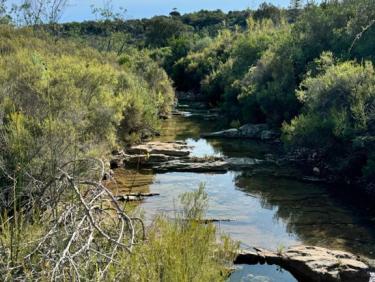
0;184;237;281
283;53;375;178
108;185;238;282
0;27;175;206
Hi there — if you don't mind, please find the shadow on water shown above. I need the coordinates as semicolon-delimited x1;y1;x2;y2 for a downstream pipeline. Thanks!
235;173;375;258
112;108;375;281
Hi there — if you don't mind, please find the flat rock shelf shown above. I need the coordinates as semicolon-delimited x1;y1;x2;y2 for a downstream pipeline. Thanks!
235;245;372;282
111;141;271;173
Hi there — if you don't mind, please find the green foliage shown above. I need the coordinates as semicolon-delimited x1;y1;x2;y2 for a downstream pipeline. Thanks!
239;29;300;126
145;16;191;47
0;26;174;203
109;185;238;282
204;18;288;121
172;29;234;92
283;53;375;179
0;0;10;24
254;3;283;24
0;185;237;281
179;183;208;220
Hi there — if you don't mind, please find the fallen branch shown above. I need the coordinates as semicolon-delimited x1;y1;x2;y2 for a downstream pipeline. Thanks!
3;158;146;281
115;193;160;202
349;19;375;54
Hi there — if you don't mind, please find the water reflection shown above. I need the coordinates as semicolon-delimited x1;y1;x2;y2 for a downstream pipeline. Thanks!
107;169;155;195
235;174;375;258
112;110;375;262
229;264;297;282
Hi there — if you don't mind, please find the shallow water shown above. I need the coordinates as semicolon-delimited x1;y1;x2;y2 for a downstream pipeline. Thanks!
229;264;297;282
114;113;375;281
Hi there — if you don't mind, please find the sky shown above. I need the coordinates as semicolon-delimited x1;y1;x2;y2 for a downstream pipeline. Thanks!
7;0;301;22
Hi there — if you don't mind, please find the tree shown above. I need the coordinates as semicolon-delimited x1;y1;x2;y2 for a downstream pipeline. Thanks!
91;0;126;21
145;16;190;47
12;0;69;25
254;2;282;24
0;0;11;24
283;53;375;179
170;8;181;17
289;0;303;22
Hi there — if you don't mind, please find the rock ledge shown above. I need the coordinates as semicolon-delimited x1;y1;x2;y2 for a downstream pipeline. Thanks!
202;123;280;140
235;245;372;282
111;141;270;172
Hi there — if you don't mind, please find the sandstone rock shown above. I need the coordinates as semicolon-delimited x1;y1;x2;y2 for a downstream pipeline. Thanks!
126;141;191;157
113;145;268;173
202;123;280;140
155;159;229;173
114;141;269;173
235;245;371;282
123;154;174;166
151;157;266;173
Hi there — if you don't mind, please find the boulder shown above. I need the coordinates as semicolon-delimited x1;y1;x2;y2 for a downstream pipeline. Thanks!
235;245;371;282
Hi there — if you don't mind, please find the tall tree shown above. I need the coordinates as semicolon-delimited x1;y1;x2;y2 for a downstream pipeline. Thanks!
289;0;303;22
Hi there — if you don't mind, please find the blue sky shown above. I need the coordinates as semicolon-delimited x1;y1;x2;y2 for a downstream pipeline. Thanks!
8;0;303;22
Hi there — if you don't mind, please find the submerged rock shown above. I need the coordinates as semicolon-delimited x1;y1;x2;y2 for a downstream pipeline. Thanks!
235;245;371;282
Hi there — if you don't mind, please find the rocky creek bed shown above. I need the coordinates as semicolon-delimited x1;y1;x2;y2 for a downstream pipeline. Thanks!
111;140;280;174
110;140;375;281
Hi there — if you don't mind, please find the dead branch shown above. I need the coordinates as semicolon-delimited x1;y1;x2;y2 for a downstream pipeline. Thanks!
349;19;375;54
0;158;145;281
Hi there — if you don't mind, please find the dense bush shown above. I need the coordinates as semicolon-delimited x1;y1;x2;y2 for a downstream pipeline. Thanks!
238;28;300;126
0;26;174;207
283;53;375;180
171;30;234;93
151;0;375;188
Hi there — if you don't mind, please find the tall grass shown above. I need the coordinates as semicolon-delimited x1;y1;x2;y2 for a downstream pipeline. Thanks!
110;184;238;281
0;185;238;281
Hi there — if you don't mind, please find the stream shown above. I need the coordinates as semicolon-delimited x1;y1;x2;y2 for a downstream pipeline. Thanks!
113;108;375;282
